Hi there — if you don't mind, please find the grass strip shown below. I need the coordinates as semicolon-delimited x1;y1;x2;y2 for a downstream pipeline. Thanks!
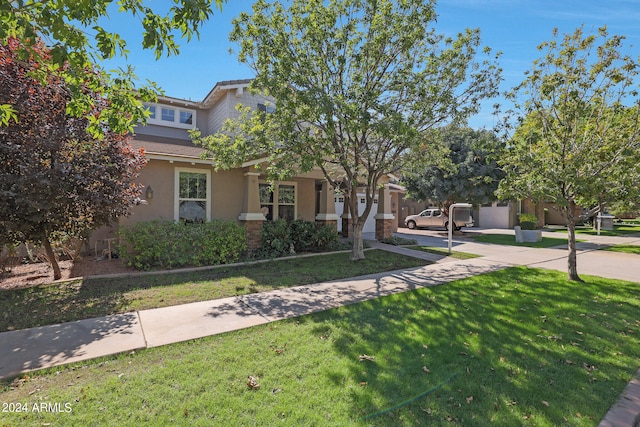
472;233;570;248
602;244;640;255
405;246;481;260
548;225;640;236
0;250;428;332
2;267;639;426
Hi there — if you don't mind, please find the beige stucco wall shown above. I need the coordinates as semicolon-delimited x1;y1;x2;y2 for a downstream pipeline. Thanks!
212;168;245;220
292;177;316;221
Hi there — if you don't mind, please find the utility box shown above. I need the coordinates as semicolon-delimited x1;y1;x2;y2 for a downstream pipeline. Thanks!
598;214;615;231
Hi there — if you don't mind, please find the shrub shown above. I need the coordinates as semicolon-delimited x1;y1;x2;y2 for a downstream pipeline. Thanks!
518;213;538;230
261;219;293;257
119;220;246;270
289;219;317;252
260;219;341;258
378;236;418;246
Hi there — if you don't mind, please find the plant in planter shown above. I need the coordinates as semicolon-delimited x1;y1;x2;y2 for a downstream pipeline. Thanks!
517;213;542;242
518;213;537;230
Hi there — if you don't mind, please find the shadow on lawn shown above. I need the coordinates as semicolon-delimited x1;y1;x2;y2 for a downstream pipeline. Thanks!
305;266;640;425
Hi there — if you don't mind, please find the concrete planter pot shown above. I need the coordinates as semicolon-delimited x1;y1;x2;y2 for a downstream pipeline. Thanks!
521;229;542;242
515;226;542;243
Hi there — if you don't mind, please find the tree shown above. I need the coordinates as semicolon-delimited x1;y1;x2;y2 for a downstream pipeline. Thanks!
193;0;501;260
497;26;640;281
0;38;147;280
1;0;225;136
402;125;505;214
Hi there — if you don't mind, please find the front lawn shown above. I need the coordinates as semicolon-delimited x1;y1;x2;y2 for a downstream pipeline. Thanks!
472;233;570;248
0;250;428;332
2;267;639;426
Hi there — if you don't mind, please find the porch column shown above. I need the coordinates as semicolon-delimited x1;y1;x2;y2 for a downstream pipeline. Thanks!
375;184;395;240
238;171;265;250
315;181;340;231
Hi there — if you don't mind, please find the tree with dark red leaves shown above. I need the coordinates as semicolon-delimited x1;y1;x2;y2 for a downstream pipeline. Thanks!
0;38;146;280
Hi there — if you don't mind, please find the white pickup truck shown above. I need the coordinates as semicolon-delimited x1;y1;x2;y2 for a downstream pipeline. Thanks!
404;208;473;231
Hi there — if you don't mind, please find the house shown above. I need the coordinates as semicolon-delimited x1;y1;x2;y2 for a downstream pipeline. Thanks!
91;79;398;252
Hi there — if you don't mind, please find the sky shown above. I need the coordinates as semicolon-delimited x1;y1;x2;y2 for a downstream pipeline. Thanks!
100;0;640;129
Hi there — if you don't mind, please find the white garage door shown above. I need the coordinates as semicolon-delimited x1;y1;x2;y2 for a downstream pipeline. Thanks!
335;194;378;233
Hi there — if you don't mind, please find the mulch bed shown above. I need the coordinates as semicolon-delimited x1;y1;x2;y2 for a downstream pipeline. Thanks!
0;257;136;291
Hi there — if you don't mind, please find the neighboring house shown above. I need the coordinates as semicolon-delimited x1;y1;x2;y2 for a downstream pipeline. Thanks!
91;79;397;252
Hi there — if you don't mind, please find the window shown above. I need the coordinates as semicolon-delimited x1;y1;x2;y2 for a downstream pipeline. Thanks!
180;111;193;125
144;103;196;129
259;182;296;221
146;105;156;119
175;168;211;222
161;107;175;122
257;103;276;113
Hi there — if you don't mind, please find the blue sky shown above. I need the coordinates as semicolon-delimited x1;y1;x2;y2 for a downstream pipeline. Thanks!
101;0;640;129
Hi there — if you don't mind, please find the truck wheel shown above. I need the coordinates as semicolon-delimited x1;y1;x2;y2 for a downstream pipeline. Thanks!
445;221;457;231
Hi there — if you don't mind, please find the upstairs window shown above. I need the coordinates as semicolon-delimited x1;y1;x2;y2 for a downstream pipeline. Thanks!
144;103;196;129
161;108;175;122
146;105;156;119
180;111;193;125
257;103;276;113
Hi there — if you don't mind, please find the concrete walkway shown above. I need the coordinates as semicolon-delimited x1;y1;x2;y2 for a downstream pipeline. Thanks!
1;228;639;425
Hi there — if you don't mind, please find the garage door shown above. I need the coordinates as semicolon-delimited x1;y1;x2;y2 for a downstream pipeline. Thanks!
335;194;377;233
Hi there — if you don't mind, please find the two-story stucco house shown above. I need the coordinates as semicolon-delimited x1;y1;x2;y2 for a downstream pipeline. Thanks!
91;79;399;252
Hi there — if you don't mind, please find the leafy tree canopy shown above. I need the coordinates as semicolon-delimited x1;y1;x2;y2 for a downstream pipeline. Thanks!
497;26;640;281
402;125;505;213
1;38;147;279
1;0;224;136
193;0;501;259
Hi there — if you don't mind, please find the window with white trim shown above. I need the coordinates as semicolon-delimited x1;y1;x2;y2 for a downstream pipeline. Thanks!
259;182;296;221
144;103;197;129
175;168;211;223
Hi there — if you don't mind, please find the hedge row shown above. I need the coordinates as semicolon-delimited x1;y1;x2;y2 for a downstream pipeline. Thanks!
260;219;341;257
119;220;246;270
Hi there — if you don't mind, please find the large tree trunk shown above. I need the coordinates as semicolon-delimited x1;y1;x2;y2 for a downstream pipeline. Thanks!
350;220;365;261
566;203;582;282
42;234;62;280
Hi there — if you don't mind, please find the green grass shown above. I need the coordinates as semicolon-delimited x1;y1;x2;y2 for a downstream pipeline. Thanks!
2;267;639;426
0;250;428;333
603;244;640;255
549;225;640;236
405;246;481;260
472;233;571;248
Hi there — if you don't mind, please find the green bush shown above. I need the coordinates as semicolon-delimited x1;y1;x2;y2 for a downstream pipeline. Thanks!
261;219;293;257
518;213;538;230
119;220;246;270
260;219;341;258
378;236;418;246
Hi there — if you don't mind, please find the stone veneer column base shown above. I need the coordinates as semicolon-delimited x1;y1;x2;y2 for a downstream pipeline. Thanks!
242;220;263;250
341;217;352;237
375;218;394;240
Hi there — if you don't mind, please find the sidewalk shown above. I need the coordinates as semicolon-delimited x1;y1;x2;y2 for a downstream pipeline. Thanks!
1;229;639;425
